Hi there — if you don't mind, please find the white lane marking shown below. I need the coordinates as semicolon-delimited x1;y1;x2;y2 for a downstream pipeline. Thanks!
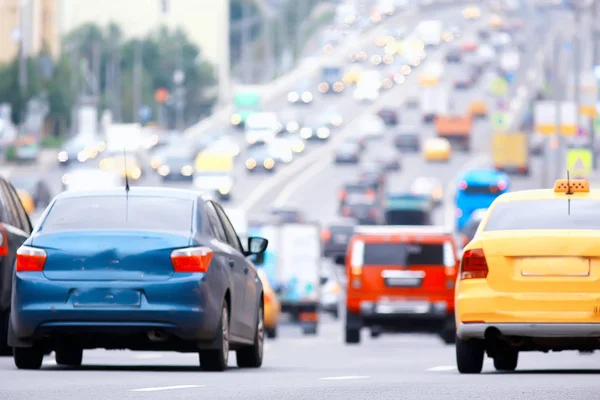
42;359;57;366
133;353;164;359
273;152;332;206
319;375;370;381
428;365;456;371
129;385;205;392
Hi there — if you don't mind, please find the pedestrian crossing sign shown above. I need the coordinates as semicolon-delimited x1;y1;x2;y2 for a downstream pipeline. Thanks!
491;111;509;130
566;148;592;178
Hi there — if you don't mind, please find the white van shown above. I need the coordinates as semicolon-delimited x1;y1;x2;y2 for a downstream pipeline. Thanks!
245;112;279;145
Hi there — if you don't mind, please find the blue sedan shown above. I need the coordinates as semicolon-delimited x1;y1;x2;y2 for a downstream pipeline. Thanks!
9;187;268;371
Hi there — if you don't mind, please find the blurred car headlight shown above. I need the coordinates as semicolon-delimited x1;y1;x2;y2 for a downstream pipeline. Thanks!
292;141;305;153
371;54;382;65
331;116;343;126
333;82;344;92
401;65;412;75
286;121;300;132
151;158;161;169
232;146;240;156
61;174;70;185
288;91;300;102
77;151;88;163
57;151;68;162
158;165;170;176
382;79;393;89
281;153;293;163
394;74;406;84
181;165;193;176
219;186;231;195
246;158;256;169
99;158;114;169
264;158;275;169
300;127;313;139
247;134;257;144
357;51;367;61
317;127;330;139
383;55;394;65
131;167;142;180
231;113;242;125
318;82;329;93
301;92;313;103
97;141;106;152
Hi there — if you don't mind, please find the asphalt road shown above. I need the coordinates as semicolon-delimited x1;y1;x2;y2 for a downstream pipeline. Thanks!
0;321;598;399
3;5;593;400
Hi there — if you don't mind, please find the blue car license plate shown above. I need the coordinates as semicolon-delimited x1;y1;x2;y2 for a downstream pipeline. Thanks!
73;289;141;308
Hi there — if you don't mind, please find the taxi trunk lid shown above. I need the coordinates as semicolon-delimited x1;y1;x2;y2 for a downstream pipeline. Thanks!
481;231;600;294
33;230;191;281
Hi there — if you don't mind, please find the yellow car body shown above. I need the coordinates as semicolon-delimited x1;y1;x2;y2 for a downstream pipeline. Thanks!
423;138;451;161
418;74;440;87
257;269;281;337
343;67;362;85
456;179;600;373
469;100;488;117
462;6;481;19
17;189;34;214
489;14;504;29
99;155;142;180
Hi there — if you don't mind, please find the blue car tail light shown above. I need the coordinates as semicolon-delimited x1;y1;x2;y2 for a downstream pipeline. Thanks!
16;246;47;272
171;247;213;273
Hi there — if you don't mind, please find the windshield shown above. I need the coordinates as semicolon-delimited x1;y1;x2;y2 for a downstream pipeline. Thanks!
41;196;194;233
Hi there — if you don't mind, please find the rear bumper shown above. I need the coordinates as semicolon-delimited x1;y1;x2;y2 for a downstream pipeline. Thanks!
348;305;454;333
457;323;600;340
10;273;221;345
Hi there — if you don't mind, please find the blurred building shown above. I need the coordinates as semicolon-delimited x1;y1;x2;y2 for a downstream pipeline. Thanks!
0;0;61;63
59;0;230;95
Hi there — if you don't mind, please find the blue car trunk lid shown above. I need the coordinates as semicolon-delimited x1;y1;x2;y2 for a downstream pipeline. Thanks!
32;230;191;281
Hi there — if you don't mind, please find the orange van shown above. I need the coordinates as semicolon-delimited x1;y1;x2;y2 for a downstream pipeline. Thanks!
341;225;462;344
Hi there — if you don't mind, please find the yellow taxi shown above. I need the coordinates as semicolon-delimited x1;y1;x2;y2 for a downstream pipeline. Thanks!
489;14;504;29
343;66;363;85
469;100;488;118
423;137;451;162
16;190;34;215
456;178;600;373
462;5;481;19
418;73;440;88
99;153;142;181
257;269;281;339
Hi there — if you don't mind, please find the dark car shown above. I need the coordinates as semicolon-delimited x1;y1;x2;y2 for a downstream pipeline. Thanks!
394;125;421;152
57;134;104;167
384;193;434;225
358;162;386;190
157;148;196;181
377;107;399;126
341;193;383;225
334;142;361;164
345;134;368;151
445;46;462;63
246;143;278;174
268;206;304;223
372;149;401;171
278;109;303;134
0;177;33;356
8;187;268;371
339;180;380;211
10;176;53;210
321;217;356;263
454;68;475;89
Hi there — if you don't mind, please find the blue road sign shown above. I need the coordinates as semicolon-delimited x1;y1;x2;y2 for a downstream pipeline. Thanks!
594;65;600;79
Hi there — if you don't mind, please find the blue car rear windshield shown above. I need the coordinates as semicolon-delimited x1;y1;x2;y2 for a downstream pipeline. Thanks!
484;199;600;231
40;196;194;233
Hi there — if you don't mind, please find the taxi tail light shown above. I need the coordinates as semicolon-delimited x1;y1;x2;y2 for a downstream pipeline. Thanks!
321;229;331;242
497;179;508;191
16;246;47;272
460;248;488;280
339;190;348;200
365;189;376;199
171;247;213;273
264;292;272;304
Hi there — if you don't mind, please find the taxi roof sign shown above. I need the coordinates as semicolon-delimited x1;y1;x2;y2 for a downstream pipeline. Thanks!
553;178;589;193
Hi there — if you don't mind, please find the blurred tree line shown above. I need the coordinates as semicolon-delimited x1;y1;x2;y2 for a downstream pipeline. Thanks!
0;23;217;136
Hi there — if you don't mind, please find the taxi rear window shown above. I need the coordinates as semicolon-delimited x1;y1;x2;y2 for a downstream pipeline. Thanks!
363;243;445;265
484;199;600;231
462;185;500;195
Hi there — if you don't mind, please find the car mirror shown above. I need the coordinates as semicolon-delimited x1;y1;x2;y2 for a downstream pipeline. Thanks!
247;236;268;255
334;254;345;266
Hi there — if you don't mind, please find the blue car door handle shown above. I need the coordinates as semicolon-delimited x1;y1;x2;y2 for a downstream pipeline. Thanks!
228;258;235;267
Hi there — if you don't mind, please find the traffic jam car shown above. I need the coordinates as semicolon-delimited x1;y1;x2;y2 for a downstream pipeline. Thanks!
456;178;600;374
9;187;268;371
342;226;461;344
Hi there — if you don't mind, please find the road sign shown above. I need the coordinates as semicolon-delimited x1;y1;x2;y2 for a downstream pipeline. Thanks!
566;148;593;178
490;76;508;96
491;111;509;130
534;101;577;135
139;105;152;122
154;88;169;104
594;65;600;79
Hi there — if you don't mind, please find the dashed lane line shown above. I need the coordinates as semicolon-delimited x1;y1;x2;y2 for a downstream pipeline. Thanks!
319;376;370;381
129;385;205;392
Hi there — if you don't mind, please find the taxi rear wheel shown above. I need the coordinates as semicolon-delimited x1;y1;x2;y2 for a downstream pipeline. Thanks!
456;337;484;374
493;350;518;372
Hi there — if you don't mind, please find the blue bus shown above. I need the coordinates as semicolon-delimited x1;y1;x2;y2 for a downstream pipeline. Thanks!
455;169;509;230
